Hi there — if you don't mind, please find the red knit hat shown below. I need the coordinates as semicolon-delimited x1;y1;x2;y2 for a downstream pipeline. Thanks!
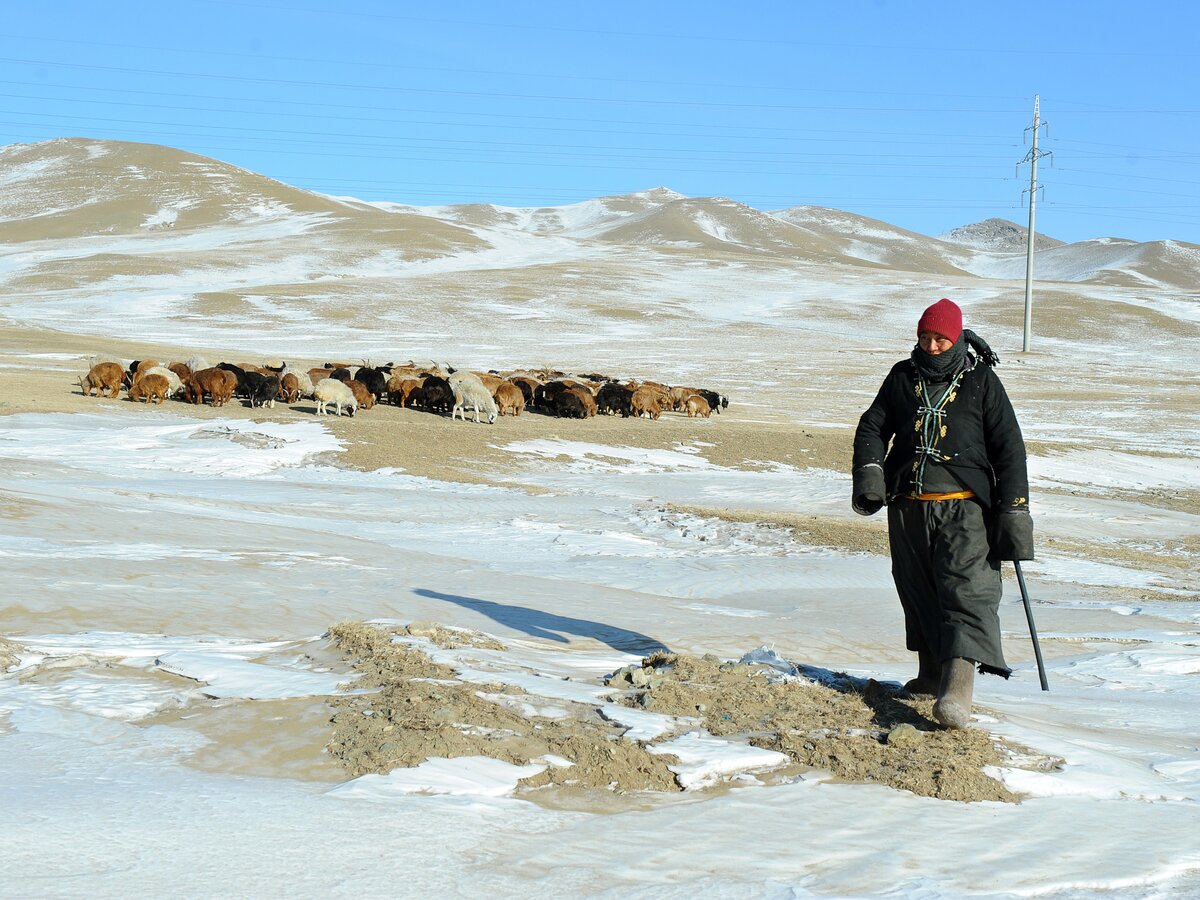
917;298;963;344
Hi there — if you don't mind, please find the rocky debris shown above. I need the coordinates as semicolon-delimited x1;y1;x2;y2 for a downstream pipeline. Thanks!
938;218;1065;252
0;636;24;673
886;723;925;748
403;620;506;650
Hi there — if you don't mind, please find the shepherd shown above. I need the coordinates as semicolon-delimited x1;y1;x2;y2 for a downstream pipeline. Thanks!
852;298;1034;728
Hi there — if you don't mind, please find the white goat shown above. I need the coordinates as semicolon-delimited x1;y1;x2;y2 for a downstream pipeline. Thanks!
314;378;358;417
450;373;498;424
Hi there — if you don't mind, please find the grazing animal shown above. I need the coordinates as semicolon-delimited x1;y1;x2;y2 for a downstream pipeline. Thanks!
419;375;454;414
596;382;634;417
509;376;540;408
534;380;571;412
386;374;422;407
699;389;728;413
685;394;712;418
128;373;169;405
129;359;160;381
187;367;235;407
345;379;375;410
472;372;505;394
240;370;267;404
79;362;125;398
553;389;588;419
137;366;184;398
248;374;281;408
327;367;353;384
281;367;314;399
217;363;248;397
566;386;597;418
353;366;387;401
313;378;358;417
631;386;664;420
452;378;498;424
280;373;301;403
168;362;193;383
668;386;701;412
494;381;525;417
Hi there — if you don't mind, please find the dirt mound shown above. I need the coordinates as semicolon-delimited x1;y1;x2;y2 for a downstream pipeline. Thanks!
326;623;1044;803
325;622;680;793
0;636;23;672
620;652;1023;802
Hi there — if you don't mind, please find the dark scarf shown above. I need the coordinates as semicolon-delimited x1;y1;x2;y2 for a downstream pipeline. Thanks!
911;329;999;381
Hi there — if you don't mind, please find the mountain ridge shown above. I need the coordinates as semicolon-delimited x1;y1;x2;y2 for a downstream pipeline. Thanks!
2;138;1198;292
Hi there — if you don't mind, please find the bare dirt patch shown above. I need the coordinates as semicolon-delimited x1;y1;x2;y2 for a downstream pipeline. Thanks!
325;622;1040;803
622;652;1028;803
325;621;681;793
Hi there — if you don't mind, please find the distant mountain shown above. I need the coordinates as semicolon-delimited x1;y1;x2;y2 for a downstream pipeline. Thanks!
770;206;974;276
949;236;1200;288
589;196;847;259
366;188;689;238
2;139;1198;294
938;218;1065;253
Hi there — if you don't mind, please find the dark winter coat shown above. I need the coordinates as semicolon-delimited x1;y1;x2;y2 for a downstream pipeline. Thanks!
853;356;1029;512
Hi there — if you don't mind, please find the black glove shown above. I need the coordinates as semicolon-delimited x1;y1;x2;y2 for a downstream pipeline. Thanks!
852;465;886;516
991;508;1034;560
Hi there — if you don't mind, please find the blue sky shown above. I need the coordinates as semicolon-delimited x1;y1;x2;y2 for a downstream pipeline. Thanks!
2;1;1197;244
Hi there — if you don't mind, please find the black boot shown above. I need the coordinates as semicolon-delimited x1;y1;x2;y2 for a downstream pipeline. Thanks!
903;649;941;696
933;657;975;728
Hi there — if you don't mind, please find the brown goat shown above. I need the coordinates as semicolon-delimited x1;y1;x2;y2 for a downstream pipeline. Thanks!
566;386;597;418
129;373;169;405
386;374;423;407
472;372;506;394
188;367;235;407
684;395;712;418
494;381;526;417
280;372;300;403
668;386;702;411
79;362;124;398
631;386;664;420
168;362;193;382
346;379;375;410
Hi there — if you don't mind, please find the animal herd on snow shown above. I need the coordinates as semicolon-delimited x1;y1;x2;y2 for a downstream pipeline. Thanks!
77;356;730;424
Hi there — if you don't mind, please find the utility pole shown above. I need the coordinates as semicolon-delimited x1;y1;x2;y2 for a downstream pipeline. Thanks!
1017;95;1052;352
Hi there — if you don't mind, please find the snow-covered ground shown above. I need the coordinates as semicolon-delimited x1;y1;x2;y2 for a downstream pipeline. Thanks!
1;151;1198;894
2;404;1199;897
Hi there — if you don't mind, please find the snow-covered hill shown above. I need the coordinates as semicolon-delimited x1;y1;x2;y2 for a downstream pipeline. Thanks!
4;139;1200;293
0;138;482;258
770;205;974;276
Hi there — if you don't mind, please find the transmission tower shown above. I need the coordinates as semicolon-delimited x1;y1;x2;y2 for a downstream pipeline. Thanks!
1017;95;1052;352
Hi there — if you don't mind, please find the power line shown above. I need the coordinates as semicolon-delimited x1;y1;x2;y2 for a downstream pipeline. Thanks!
0;56;1034;114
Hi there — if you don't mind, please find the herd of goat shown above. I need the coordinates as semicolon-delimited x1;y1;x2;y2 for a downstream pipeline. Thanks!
76;356;731;424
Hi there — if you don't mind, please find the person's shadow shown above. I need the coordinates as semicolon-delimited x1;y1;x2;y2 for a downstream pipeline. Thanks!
414;588;669;654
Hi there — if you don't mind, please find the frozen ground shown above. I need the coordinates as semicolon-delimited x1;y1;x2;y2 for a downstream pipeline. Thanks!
2;407;1199;897
1;155;1198;895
